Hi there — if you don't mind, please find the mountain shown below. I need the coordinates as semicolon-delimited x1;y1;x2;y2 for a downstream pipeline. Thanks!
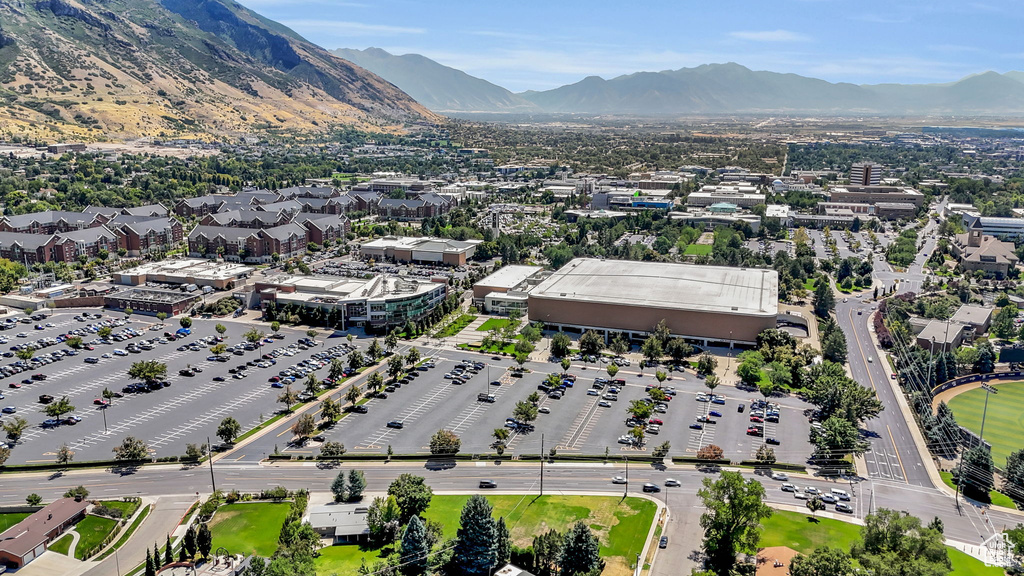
332;47;539;113
519;63;1024;116
0;0;437;140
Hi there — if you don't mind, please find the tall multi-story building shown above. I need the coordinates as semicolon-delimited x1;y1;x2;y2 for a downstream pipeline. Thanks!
849;162;883;186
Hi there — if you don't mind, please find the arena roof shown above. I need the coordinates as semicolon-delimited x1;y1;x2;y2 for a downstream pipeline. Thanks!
529;258;778;317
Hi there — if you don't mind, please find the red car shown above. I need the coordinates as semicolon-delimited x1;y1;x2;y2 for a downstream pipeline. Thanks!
8;383;21;388
648;418;664;425
268;376;281;383
746;427;764;436
749;415;764;423
93;398;109;406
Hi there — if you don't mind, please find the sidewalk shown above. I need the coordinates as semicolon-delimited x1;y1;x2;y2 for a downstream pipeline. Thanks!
82;495;197;576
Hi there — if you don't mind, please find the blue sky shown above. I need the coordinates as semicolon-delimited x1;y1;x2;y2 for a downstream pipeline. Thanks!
237;0;1024;92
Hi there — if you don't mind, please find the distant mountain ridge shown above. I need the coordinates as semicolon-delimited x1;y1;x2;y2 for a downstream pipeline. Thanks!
0;0;436;140
332;47;539;113
334;50;1024;116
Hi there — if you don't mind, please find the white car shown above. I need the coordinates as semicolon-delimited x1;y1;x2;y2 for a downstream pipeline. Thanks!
794;492;810;500
665;478;681;487
113;349;128;356
611;476;627;484
781;483;797;492
770;472;789;481
538;406;550;414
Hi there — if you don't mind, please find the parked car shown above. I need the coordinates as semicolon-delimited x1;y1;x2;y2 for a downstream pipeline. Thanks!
386;420;404;429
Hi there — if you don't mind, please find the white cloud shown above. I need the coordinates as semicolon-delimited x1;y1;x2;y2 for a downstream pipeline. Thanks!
280;19;425;36
729;30;811;42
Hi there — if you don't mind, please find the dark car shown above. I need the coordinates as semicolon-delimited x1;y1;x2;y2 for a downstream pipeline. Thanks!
213;376;226;382
347;405;369;414
765;437;781;445
659;536;668;549
479;480;497;488
689;423;703;430
386;420;404;429
642;483;661;493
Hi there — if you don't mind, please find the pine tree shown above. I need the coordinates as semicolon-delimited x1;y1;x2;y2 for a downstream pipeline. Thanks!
164;534;173;565
813;276;835;318
153;543;161;568
399;515;429;576
331;470;347;502
197;523;212;560
348;469;367;501
145;549;155;576
453;495;496;576
183;524;197;558
495;517;511;567
558;522;603;576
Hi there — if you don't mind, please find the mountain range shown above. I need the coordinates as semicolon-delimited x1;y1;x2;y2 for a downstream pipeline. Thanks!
0;0;436;140
338;48;1024;117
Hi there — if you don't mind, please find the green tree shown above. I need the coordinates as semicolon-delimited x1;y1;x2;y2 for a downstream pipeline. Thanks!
993;304;1019;340
737;351;765;386
367;371;384;393
385;330;399;352
329;358;346;381
113;436;149;460
42;396;75;421
666;338;693;365
367;495;402;544
578;330;603;360
558;521;604;576
697;352;718;376
145;549;155;576
811;416;869;459
551;332;572;358
277;385;298;413
331;470;347;502
953;446;995;497
322;396;342;423
406;347;421;367
196;522;212;560
26;493;42;506
306;329;319;341
304;374;320;396
387;474;434;523
813;276;835;318
216;417;241;445
128;360;167;384
806;495;825;518
606;363;619;378
179;316;192;329
291;413;316;440
215;323;228;337
348;469;366;501
98;326;112;339
388;354;405;381
164;535;173;566
400;515;429;576
454;494;497;576
851;509;950;576
367;338;384;361
3;416;28;442
609;333;630;356
641;336;663;367
533;529;563;576
560;357;571;373
429;429;461;455
513;400;538;424
697;470;773;575
183;524;197;559
209;343;227;357
790;547;855;576
495;516;511;567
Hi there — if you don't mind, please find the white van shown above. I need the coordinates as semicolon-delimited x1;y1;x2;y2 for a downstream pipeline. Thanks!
830;488;851;501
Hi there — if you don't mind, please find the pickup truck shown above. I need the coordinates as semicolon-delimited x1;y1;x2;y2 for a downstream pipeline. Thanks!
477;393;496;403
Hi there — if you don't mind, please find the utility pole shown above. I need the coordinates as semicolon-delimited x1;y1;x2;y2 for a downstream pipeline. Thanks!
539;433;544;497
207;436;217;493
624;455;629;498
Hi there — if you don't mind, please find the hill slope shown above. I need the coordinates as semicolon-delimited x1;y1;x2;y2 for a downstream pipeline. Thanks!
0;0;437;140
332;47;539;113
519;63;1024;115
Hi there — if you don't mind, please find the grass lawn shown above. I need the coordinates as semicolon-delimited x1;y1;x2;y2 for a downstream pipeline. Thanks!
684;244;712;256
74;514;120;560
315;495;655;576
763;510;1001;575
802;278;817;290
96;505;151;560
49;533;73;556
948;381;1024;468
434;314;477;338
210;502;290;557
100;500;140;518
939;471;1017;509
0;512;30;532
477;318;512;332
458;342;517;355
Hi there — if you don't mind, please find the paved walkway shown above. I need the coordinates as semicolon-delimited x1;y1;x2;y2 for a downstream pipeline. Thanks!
66;528;81;560
83;495;197;576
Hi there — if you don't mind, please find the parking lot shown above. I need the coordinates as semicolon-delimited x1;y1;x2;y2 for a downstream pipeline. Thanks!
263;349;817;464
0;309;369;465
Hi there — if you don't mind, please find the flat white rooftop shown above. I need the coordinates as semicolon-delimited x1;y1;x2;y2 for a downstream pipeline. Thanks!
530;258;778;317
478;265;545;290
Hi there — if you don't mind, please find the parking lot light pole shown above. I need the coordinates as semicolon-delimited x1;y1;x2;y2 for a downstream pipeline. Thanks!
978;384;998;443
101;404;108;434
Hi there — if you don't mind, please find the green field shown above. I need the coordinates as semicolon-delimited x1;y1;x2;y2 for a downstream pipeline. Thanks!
684;244;713;256
99;499;140;518
948;380;1024;468
210;503;290;557
939;471;1017;509
0;512;30;532
49;533;73;556
74;514;120;560
314;495;655;576
762;510;1000;574
434;314;477;338
477;318;512;332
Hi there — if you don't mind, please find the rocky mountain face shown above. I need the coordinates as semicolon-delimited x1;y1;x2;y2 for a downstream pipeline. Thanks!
333;47;539;114
0;0;438;140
